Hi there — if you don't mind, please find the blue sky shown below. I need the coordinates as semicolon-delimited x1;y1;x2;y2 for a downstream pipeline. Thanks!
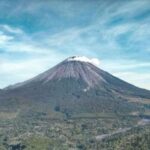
0;0;150;89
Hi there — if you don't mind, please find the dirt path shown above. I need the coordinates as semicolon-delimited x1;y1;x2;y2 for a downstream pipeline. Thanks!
96;119;150;141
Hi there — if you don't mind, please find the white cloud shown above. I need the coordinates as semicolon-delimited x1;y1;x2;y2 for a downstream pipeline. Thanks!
0;25;68;88
67;56;100;66
91;58;101;66
0;25;55;54
1;25;23;34
0;32;13;44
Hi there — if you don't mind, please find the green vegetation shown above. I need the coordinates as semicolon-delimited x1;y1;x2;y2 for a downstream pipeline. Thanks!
0;111;149;150
97;125;150;150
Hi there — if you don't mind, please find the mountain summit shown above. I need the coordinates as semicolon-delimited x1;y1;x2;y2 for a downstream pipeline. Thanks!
0;56;150;118
6;56;103;89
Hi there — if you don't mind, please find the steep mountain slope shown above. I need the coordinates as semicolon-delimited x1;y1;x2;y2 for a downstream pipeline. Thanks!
0;56;150;117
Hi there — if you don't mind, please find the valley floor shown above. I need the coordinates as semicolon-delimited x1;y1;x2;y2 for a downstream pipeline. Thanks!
0;114;150;150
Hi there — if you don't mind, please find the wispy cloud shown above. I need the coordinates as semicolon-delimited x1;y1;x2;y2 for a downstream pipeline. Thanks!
1;24;23;34
0;31;13;44
0;0;149;89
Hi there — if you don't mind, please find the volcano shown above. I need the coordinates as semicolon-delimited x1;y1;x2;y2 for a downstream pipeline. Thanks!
0;56;150;118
